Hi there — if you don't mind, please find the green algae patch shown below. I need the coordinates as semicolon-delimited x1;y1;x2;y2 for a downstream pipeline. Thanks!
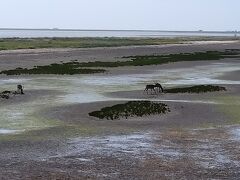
217;96;240;124
0;103;65;142
89;101;170;120
165;85;226;94
0;62;106;75
124;50;240;65
0;123;137;142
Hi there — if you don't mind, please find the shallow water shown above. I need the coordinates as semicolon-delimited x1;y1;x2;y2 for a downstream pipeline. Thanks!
0;29;238;38
0;129;24;134
0;61;239;134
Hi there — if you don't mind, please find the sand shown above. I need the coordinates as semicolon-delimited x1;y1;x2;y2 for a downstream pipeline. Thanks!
0;41;240;179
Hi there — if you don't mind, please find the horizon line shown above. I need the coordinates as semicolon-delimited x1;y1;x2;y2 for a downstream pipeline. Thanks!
0;28;239;33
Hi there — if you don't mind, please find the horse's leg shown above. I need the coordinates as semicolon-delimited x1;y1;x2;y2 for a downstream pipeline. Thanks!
144;88;148;94
160;86;164;93
152;88;156;95
154;88;157;94
153;87;157;94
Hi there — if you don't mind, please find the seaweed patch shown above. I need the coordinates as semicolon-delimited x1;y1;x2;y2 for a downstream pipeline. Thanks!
165;85;226;93
89;101;170;120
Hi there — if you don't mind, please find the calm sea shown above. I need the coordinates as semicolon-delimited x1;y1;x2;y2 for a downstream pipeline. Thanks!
0;29;238;38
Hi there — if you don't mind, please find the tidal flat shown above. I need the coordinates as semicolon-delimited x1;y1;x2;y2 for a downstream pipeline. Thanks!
0;41;240;179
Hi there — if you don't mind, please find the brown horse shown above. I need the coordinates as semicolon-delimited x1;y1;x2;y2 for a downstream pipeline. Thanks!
144;83;164;94
17;84;24;94
144;84;156;94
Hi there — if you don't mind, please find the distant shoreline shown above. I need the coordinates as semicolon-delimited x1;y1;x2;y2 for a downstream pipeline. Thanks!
0;36;239;51
0;28;239;34
0;29;238;39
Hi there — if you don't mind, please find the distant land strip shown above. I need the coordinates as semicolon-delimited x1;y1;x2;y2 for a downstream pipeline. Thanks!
0;37;239;50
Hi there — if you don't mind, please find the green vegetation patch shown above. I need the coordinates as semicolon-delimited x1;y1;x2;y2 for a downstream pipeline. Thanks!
58;50;240;68
0;61;106;75
89;101;170;120
0;37;184;50
123;50;240;66
165;85;226;93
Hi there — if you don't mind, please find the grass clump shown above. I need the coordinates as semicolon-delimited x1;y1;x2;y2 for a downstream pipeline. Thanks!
89;101;170;120
165;85;226;93
0;61;106;75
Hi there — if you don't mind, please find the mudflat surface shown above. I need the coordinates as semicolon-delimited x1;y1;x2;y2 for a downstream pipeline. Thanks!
0;41;240;70
0;42;240;179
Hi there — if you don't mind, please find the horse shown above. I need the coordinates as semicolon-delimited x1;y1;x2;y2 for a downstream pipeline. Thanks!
17;84;24;94
144;83;164;94
0;85;24;99
144;84;156;94
154;83;164;93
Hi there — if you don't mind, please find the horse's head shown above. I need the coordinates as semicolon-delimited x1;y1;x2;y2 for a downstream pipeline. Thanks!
17;84;23;90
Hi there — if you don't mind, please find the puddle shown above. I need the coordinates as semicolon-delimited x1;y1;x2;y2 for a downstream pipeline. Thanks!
0;129;24;135
59;91;110;104
76;158;93;162
0;78;30;86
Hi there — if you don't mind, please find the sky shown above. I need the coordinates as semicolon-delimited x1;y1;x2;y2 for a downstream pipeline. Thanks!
0;0;239;31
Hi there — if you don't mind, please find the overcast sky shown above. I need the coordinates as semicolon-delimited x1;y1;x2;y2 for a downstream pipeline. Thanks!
0;0;239;31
